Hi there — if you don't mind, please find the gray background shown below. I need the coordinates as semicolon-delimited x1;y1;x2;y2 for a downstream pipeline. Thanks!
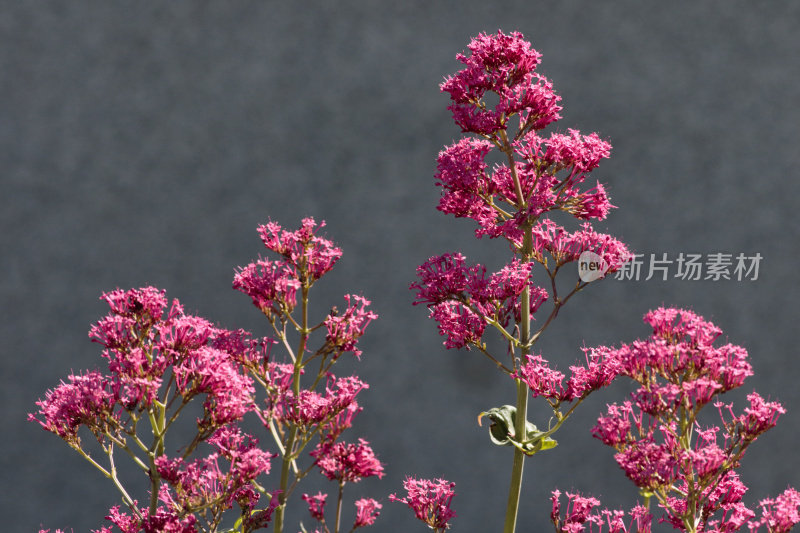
3;2;799;531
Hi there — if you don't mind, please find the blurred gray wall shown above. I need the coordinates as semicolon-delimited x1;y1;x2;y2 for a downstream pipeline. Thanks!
3;2;799;531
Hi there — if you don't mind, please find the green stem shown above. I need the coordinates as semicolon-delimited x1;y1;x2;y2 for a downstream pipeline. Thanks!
149;399;167;514
503;377;529;533
334;481;345;533
503;224;533;533
274;280;311;533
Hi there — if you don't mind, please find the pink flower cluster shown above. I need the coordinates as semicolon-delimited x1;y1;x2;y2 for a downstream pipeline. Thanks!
31;287;258;442
233;218;342;317
530;220;630;271
261;372;367;443
311;438;385;483
586;308;799;532
441;30;560;135
432;30;629;255
389;477;456;532
353;498;383;528
155;426;275;509
412;253;548;349
416;30;630;355
32;220;385;533
515;346;620;404
435;132;623;244
751;489;800;533
550;490;652;533
323;294;378;360
257;218;342;282
301;492;382;531
99;504;200;533
29;370;117;447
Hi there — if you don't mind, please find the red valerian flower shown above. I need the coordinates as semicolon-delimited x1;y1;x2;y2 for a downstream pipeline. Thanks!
28;370;117;447
353;498;382;528
311;438;385;483
390;477;456;532
324;294;378;359
302;492;327;522
257;217;342;282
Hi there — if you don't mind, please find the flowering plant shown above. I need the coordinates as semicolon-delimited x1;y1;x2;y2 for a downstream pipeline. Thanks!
31;30;798;533
411;29;630;532
31;220;385;533
553;308;800;533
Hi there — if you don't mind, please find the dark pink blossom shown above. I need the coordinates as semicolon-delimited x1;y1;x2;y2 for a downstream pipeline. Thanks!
101;504;199;533
589;309;798;531
530;220;632;271
737;392;785;439
302;492;327;521
413;254;550;349
173;345;255;430
484;259;549;325
86;288;246;411
592;402;635;447
543;129;612;173
411;253;474;306
568;182;613;221
614;437;678;490
105;505;141;533
515;354;566;401
257;217;342;282
207;426;275;485
390;477;456;532
565;346;622;399
435;137;494;197
324;294;378;359
157;314;217;355
549;490;653;533
441;31;561;135
429;301;485;349
233;259;301;316
99;287;169;328
312;438;385;483
269;374;366;431
211;328;277;369
353;498;382;528
516;348;620;404
550;490;602;532
29;370;117;446
155;431;272;512
750;488;800;533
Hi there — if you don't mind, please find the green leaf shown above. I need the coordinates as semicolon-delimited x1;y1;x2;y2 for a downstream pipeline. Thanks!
478;405;558;456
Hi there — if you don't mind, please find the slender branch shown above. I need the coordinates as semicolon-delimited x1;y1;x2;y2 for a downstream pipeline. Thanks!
334;481;345;533
103;431;150;473
269;319;297;364
106;443;144;520
473;343;514;374
72;444;111;478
